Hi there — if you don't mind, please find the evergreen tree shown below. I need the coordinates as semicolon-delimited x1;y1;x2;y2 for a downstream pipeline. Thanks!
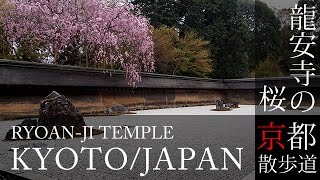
132;0;181;27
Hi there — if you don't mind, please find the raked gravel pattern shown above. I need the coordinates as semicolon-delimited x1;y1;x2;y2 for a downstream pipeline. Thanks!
0;107;255;180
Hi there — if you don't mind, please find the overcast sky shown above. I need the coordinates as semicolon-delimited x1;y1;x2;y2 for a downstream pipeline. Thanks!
261;0;299;9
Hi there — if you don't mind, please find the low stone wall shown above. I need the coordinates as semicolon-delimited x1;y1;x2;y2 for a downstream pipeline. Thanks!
1;59;319;119
0;86;226;118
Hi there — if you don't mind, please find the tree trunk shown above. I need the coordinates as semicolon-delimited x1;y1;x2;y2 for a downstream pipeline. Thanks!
85;47;88;67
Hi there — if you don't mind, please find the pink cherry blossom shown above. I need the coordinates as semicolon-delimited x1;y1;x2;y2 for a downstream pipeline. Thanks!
0;0;154;84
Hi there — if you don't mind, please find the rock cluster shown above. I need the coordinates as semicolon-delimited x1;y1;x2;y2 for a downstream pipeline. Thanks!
5;91;86;140
215;99;239;111
105;104;128;115
38;91;86;133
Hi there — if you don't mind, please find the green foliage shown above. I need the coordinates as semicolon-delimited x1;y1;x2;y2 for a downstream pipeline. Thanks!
297;0;320;74
253;56;284;78
134;0;255;78
210;0;253;78
14;41;48;62
276;0;320;75
152;26;177;75
152;26;212;78
254;0;281;65
132;0;181;27
277;24;296;74
175;31;212;77
0;27;11;59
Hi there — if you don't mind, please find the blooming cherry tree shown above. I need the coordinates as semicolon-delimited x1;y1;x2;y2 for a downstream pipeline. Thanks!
0;0;154;85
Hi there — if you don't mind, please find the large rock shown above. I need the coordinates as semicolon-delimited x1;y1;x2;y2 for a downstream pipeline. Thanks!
216;99;224;111
4;91;90;140
5;118;38;140
106;104;128;115
38;91;86;133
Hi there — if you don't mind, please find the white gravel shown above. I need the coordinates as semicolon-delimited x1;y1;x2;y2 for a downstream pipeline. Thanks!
132;105;320;115
133;105;255;115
